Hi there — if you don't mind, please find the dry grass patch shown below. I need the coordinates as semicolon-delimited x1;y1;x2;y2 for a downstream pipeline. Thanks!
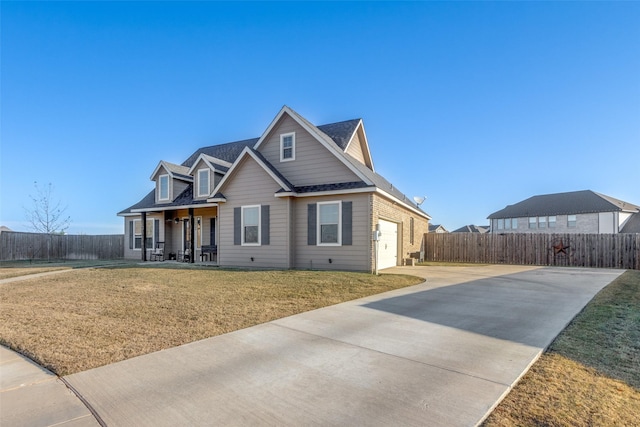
484;270;640;426
0;267;421;375
0;266;71;280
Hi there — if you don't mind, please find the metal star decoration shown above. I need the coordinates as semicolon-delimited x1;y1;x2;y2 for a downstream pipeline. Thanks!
553;240;570;255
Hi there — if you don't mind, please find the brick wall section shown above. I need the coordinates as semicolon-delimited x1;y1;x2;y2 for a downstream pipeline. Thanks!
371;194;429;267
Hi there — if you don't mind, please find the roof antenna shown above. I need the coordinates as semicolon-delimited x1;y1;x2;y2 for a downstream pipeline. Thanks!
413;196;426;207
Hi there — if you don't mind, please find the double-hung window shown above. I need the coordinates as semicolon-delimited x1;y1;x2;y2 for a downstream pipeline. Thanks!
538;216;547;229
197;169;210;198
280;132;295;162
242;205;260;245
318;201;341;245
133;219;154;250
529;217;537;229
158;175;169;201
497;219;504;230
511;218;518;229
567;215;577;228
548;216;556;228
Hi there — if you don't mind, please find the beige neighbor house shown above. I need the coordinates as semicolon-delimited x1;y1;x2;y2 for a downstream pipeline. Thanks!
118;106;430;272
488;190;640;234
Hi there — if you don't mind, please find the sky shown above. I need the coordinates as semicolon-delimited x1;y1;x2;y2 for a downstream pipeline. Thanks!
1;1;639;234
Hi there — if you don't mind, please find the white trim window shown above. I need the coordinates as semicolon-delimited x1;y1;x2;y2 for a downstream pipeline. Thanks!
318;201;341;245
548;216;556;228
529;217;537;229
567;215;577;228
242;205;260;246
133;219;154;250
197;169;210;198
158;174;170;201
280;132;295;162
511;218;518;229
497;219;504;230
538;216;547;229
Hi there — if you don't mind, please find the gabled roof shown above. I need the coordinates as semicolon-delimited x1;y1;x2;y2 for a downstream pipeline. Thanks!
488;190;640;219
150;161;192;182
316;119;361;150
182;138;258;168
452;225;490;233
187;153;231;175
429;224;448;233
620;212;640;233
121;107;431;220
210;147;294;200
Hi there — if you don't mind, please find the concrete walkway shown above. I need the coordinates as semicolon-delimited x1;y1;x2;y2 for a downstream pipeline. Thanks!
58;265;622;426
0;346;100;427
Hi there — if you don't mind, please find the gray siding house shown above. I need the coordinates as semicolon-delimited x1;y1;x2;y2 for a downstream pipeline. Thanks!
488;190;640;234
118;106;430;271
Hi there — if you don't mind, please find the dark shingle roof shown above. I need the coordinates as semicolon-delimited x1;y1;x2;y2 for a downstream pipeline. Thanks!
620;212;640;233
182;138;258;168
452;225;490;233
118;186;210;215
488;190;640;219
121;113;430;218
293;181;371;194
316;119;361;150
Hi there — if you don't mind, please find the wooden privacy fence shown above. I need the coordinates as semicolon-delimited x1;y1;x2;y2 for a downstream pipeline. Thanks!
424;233;640;270
0;231;124;261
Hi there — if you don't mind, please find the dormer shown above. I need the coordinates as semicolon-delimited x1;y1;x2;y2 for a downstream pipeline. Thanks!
150;161;193;204
188;153;232;200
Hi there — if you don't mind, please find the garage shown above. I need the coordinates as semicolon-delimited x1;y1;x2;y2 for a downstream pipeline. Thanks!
377;219;398;269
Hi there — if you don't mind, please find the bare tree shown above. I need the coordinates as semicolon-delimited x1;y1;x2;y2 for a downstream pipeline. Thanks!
24;182;71;234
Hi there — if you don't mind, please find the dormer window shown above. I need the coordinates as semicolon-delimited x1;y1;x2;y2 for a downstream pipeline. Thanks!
158;174;170;201
197;169;210;197
280;132;295;162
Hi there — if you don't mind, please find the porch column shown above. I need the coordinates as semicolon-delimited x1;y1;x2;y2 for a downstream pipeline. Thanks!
189;208;195;263
141;211;147;261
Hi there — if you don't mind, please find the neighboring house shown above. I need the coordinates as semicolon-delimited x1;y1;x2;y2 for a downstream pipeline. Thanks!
488;190;640;234
451;225;490;233
118;106;430;271
620;212;640;233
428;224;448;233
0;226;11;233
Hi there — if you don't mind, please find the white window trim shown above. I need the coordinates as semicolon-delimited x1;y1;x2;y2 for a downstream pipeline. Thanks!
280;132;296;162
133;218;154;251
317;201;342;246
158;174;170;201
548;216;556;228
567;214;577;228
241;205;261;246
197;169;210;198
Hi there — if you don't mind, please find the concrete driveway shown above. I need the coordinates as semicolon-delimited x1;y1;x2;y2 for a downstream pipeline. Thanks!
63;265;622;426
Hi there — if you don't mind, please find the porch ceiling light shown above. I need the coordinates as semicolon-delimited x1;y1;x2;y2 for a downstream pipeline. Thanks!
175;218;180;224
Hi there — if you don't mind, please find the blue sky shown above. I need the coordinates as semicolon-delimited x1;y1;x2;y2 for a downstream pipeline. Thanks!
1;1;639;234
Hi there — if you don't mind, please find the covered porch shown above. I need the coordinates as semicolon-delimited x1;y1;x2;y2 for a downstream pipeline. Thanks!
137;206;218;264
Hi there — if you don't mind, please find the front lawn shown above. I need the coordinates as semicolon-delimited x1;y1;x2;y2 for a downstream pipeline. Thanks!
0;267;422;376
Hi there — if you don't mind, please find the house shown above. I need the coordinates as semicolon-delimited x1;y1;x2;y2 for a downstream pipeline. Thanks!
451;225;490;233
487;190;640;234
118;106;430;272
428;224;448;233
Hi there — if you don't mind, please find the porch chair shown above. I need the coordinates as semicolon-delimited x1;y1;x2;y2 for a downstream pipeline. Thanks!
150;242;165;261
178;249;191;263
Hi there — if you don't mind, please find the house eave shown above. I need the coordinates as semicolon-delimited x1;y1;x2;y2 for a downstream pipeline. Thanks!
274;187;375;198
130;202;218;213
375;188;432;220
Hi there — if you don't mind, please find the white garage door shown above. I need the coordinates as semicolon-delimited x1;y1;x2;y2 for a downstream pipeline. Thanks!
378;219;398;270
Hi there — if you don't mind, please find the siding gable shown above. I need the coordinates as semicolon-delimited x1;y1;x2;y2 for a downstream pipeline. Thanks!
257;114;360;187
